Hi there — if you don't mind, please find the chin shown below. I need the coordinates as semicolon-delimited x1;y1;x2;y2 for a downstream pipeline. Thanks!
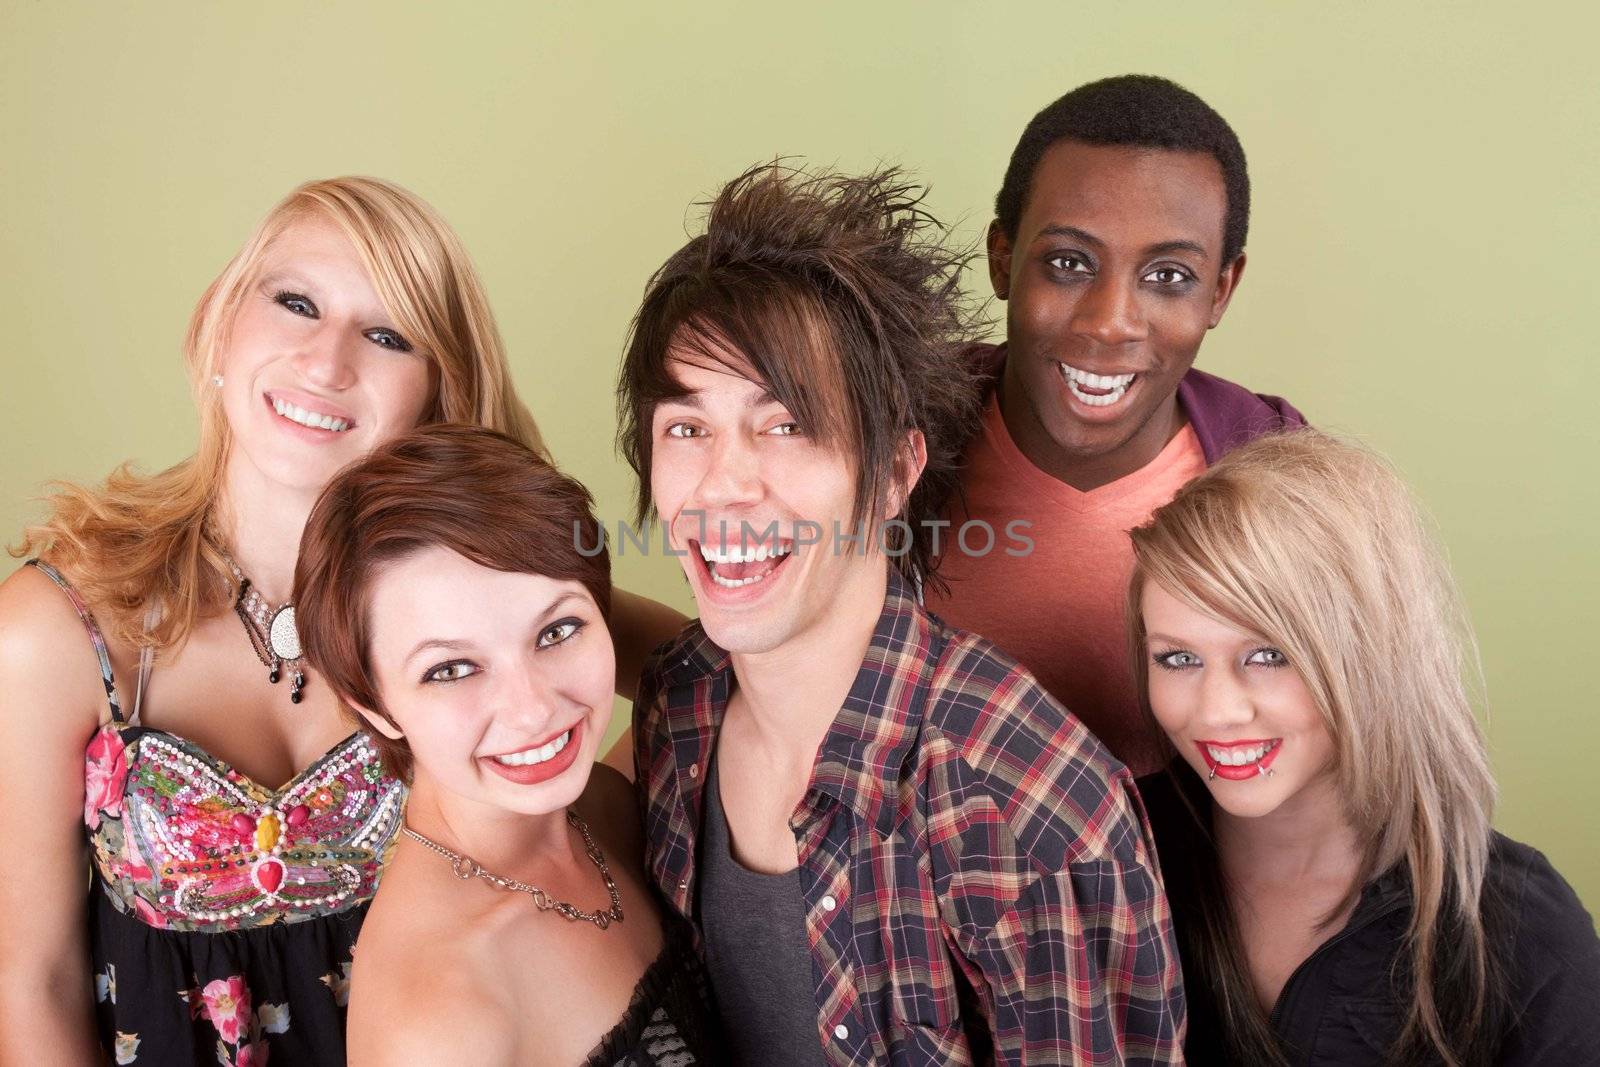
697;612;790;657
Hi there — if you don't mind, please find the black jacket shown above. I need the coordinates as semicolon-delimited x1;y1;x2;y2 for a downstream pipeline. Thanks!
1139;768;1600;1065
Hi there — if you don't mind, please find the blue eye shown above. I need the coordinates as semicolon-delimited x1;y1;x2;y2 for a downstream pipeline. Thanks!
1246;647;1289;668
364;328;413;353
1153;650;1201;670
538;618;583;648
423;660;478;683
275;291;318;317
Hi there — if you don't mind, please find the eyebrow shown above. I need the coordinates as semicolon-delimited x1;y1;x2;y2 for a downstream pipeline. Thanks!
1037;225;1210;261
256;270;315;292
654;384;782;411
401;592;590;666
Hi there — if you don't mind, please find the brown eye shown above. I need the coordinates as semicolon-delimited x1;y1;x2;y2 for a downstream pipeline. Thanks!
538;619;582;648
424;660;478;683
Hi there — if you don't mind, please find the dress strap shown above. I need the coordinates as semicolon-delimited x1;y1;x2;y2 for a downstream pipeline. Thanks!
131;603;159;726
25;559;125;723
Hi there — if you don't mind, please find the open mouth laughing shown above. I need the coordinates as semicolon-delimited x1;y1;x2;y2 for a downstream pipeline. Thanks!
1057;361;1138;409
695;538;794;590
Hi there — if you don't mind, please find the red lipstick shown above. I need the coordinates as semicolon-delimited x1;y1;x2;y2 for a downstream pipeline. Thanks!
1195;738;1282;782
480;720;584;786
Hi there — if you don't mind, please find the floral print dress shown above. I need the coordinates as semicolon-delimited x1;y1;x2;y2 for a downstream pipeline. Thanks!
33;561;405;1066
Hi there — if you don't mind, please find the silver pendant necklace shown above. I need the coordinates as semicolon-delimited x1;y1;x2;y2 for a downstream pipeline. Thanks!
223;554;307;703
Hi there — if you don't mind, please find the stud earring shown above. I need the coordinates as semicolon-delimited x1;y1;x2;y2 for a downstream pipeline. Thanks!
212;374;225;387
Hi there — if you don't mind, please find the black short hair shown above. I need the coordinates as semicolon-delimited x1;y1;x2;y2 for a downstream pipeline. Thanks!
995;74;1250;265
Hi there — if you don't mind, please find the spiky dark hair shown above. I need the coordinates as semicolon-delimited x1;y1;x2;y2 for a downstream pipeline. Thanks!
617;163;982;590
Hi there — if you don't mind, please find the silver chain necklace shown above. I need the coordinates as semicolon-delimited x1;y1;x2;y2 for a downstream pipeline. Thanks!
402;809;625;930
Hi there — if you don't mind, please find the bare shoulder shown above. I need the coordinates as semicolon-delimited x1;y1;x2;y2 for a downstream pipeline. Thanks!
348;909;515;1067
0;561;108;729
347;963;514;1067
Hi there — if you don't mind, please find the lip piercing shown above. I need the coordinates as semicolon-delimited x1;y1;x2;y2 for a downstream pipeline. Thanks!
213;374;224;387
1209;766;1217;781
1257;763;1274;778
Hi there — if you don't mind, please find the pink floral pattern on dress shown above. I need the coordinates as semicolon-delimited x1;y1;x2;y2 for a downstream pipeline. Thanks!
201;976;251;1044
194;974;287;1067
85;727;405;932
84;726;129;829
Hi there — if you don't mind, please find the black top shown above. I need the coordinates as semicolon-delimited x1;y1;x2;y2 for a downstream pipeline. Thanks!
698;757;828;1067
1140;768;1600;1066
582;913;720;1067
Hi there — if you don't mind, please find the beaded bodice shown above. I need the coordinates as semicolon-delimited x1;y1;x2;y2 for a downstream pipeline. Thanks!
25;557;407;935
86;723;405;932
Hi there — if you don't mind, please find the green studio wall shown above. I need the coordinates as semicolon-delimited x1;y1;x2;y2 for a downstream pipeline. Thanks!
3;2;1596;909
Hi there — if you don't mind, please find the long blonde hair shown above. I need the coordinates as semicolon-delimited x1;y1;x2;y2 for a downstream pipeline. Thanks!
15;176;543;651
1128;430;1500;1066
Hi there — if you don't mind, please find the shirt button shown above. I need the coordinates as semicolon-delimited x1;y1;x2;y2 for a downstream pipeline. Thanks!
688;764;699;779
833;1024;849;1041
820;894;837;912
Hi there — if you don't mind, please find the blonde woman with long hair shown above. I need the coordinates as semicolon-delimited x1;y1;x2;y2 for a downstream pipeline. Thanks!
0;178;683;1066
1128;430;1599;1065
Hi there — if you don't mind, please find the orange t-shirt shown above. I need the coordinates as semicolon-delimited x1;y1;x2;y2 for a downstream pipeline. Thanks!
925;392;1206;776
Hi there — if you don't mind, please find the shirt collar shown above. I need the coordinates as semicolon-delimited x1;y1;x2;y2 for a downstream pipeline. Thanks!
806;571;934;838
663;570;936;840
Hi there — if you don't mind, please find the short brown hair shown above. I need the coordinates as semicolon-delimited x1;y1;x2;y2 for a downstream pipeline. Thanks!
617;163;982;590
293;424;611;782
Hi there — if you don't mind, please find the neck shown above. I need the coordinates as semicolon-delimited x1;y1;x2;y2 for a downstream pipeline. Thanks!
998;358;1185;492
725;563;887;765
403;772;580;876
216;452;322;603
1212;769;1363;888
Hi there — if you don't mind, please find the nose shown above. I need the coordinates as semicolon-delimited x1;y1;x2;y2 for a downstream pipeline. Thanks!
497;659;577;734
289;324;360;392
695;432;764;511
1068;275;1147;347
1196;665;1257;732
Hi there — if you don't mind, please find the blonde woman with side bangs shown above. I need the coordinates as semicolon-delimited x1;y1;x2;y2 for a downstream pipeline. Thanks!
0;178;684;1066
1128;430;1600;1066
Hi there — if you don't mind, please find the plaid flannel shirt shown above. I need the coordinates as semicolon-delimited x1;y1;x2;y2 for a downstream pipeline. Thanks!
634;573;1185;1065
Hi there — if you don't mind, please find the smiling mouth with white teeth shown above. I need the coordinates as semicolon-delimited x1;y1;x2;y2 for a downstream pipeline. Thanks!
1058;362;1137;408
491;729;572;767
697;540;794;589
269;394;352;432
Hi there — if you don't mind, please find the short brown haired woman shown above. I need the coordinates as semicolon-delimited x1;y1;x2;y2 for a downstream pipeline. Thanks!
295;425;714;1066
1129;430;1600;1065
0;178;684;1065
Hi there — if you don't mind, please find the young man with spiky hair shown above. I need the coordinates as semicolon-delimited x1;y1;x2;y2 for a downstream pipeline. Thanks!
619;164;1183;1065
926;75;1306;777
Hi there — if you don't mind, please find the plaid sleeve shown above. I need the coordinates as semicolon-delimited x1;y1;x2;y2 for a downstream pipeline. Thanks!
927;632;1185;1063
961;855;1184;1064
